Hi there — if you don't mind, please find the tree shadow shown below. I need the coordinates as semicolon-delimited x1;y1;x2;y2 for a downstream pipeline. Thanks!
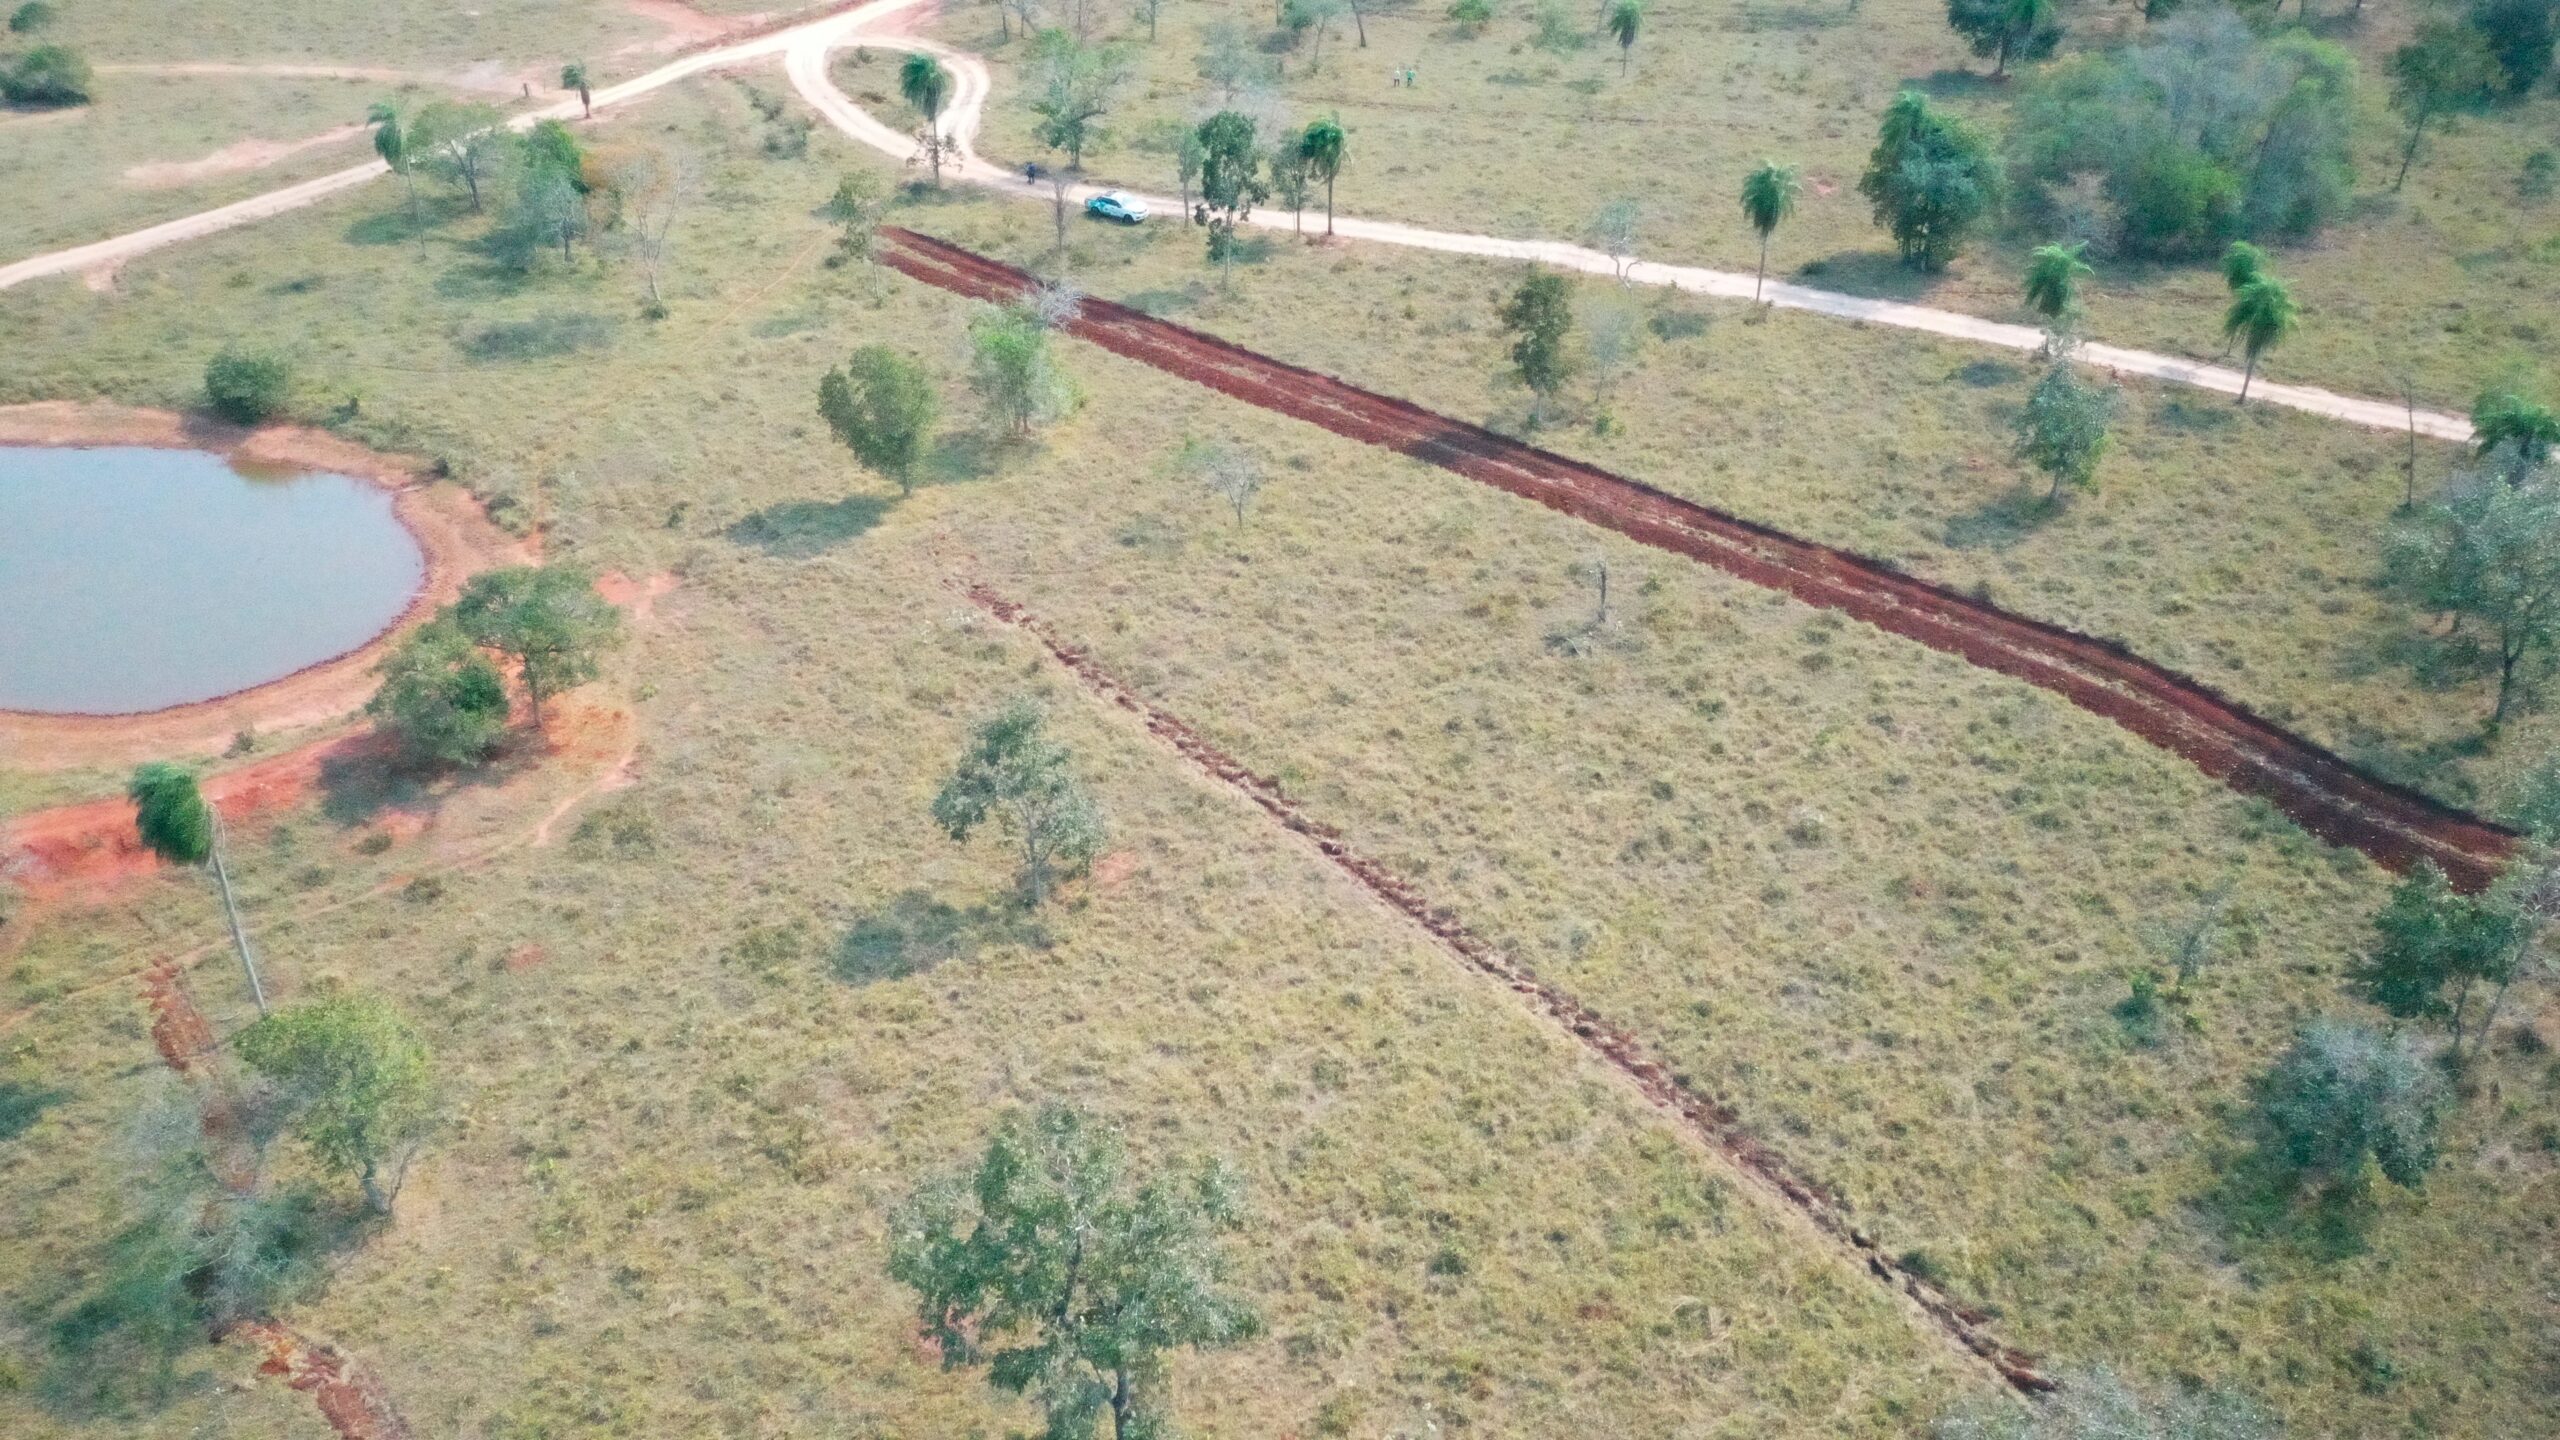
920;432;999;487
340;199;457;248
2201;1140;2380;1266
1953;358;2025;388
833;889;1046;985
460;310;619;363
1121;286;1205;317
1905;67;2004;100
315;736;526;828
1942;485;2058;550
1791;248;1947;302
1730;0;1850;30
725;494;893;558
0;1080;67;1142
2151;395;2241;434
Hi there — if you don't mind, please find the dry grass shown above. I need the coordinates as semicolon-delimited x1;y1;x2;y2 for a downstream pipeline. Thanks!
0;78;2552;1439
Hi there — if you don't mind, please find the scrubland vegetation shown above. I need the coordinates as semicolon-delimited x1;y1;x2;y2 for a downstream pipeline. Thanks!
3;4;2558;1437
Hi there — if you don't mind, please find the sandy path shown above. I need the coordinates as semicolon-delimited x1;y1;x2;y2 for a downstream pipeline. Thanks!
93;61;529;94
123;123;373;187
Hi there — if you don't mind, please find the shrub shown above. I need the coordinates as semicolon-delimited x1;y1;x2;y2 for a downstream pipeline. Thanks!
203;347;293;425
7;1;57;33
1;41;90;106
367;620;510;766
2469;0;2556;95
1447;0;1494;31
2254;1020;2446;1198
1858;91;2004;270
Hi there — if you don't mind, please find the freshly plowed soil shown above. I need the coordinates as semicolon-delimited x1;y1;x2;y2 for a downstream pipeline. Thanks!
878;228;2518;890
963;582;2056;1394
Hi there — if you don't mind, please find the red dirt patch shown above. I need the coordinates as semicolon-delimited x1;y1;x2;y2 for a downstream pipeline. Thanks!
235;1321;412;1440
963;581;2054;1394
879;228;2517;892
502;942;549;973
139;960;217;1075
1090;849;1140;890
0;403;533;772
595;569;678;623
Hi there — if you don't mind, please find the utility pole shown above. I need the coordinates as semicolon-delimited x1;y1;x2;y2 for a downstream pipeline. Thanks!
209;811;269;1017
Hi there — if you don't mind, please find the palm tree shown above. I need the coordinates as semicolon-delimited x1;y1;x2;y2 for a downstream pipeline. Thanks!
1300;115;1345;238
128;763;268;1016
2022;240;2091;327
1738;160;1800;303
1607;0;1642;75
2222;276;2299;405
900;52;955;185
2472;389;2560;474
560;61;592;118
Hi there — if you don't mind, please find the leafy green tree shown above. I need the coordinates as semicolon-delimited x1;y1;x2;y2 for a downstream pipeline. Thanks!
1269;139;1313;233
411;100;507;211
235;996;437;1215
1448;0;1494;32
203;346;292;425
367;100;423;222
2468;0;2556;95
1299;115;1345;237
930;698;1106;904
522;116;586;182
1027;29;1131;171
1946;0;2059;77
2022;240;2092;327
1282;0;1349;71
452;565;624;731
2471;387;2560;474
2391;21;2500;192
7;2;57;33
2255;1020;2446;1198
0;40;87;104
2013;362;2120;502
968;304;1078;439
1196;109;1267;271
824;169;890;269
1739;160;1800;302
2221;274;2297;404
2386;463;2560;726
129;763;268;1015
2220;239;2267;292
2356;862;2533;1064
902;52;955;183
367;620;510;766
889;1106;1259;1439
1606;0;1642;74
1858;90;2003;271
818;345;939;493
1932;1364;2277;1440
560;60;591;118
2500;749;2560;840
1498;270;1575;425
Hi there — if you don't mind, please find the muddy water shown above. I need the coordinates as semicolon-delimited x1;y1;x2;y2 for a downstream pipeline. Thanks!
0;446;424;714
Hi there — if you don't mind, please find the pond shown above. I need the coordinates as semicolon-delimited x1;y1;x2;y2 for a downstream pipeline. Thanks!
0;445;425;715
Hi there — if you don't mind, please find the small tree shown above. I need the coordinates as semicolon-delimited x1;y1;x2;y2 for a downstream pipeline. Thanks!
2471;387;2560;475
2021;239;2091;329
1299;115;1345;237
2390;21;2499;192
560;61;592;118
2013;362;2119;502
901;52;956;184
1588;198;1639;281
2469;0;2556;95
235;996;436;1216
2384;462;2560;726
367;101;422;223
1174;124;1207;218
824;170;890;271
2221;275;2297;404
2356;862;2533;1064
1945;0;2059;78
128;763;268;1016
818;346;939;494
1135;0;1167;41
1196;110;1268;279
1448;0;1494;33
969;303;1079;438
2255;1020;2446;1199
8;2;57;33
1268;140;1313;234
1739;160;1800;302
452;565;624;732
367;620;510;766
889;1106;1259;1439
1027;29;1131;174
204;347;292;425
411;101;507;211
1605;0;1642;73
930;698;1106;905
1581;291;1641;429
604;145;693;317
1499;270;1575;425
1858;90;2003;271
1179;436;1265;524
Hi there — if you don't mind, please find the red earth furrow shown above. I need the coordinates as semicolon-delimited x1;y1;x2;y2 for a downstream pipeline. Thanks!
877;227;2518;890
959;580;2057;1395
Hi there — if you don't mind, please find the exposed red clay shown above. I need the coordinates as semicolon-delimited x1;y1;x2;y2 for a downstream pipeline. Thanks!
140;959;217;1075
961;581;2056;1395
235;1320;412;1440
878;228;2519;892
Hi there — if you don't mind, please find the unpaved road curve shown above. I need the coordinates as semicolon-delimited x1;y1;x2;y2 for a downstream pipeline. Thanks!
0;0;2476;441
881;228;2519;889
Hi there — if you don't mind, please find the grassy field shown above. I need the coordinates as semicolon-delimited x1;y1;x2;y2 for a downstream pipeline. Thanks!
932;0;2560;409
1;72;2554;1439
852;195;2560;814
